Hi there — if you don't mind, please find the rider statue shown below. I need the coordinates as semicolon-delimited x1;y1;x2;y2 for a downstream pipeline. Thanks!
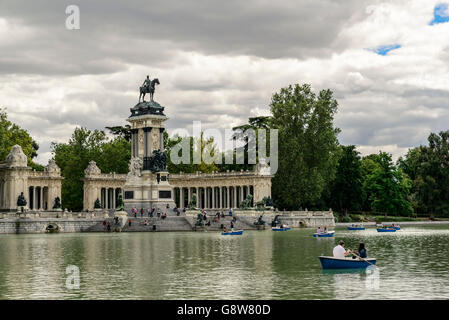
139;75;160;103
142;75;151;92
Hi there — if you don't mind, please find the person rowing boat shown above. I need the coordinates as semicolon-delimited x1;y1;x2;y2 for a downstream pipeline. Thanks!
333;240;351;258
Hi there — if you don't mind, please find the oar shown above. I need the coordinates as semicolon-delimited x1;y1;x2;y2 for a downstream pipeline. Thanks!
349;250;377;268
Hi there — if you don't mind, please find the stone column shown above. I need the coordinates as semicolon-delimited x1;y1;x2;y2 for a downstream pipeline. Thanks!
233;187;237;208
147;128;152;155
159;128;165;150
34;187;38;210
196;187;199;208
227;187;230;208
106;188;109;209
41;187;44;210
219;187;222;209
188;188;191;206
112;188;114;209
180;188;184;208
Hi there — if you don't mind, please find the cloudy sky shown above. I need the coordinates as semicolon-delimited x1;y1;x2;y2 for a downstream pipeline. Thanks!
1;0;449;165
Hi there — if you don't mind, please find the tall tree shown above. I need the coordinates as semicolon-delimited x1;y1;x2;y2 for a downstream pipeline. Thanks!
270;84;341;210
329;145;364;213
52;127;130;210
165;133;219;174
414;131;449;217
0;107;40;166
105;125;132;141
363;152;413;216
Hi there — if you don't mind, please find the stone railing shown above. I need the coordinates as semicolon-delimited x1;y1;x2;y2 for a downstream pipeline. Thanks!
170;169;268;180
83;173;127;180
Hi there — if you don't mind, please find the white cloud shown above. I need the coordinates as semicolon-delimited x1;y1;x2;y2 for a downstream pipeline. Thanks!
1;0;449;165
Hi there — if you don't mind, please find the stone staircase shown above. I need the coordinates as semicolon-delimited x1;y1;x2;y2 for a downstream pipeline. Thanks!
193;214;260;231
120;216;192;232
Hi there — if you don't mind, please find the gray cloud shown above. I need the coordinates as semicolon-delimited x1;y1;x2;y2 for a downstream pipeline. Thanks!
0;0;372;77
1;0;448;166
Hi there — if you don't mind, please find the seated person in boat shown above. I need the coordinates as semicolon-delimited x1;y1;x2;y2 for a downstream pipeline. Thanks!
357;243;367;258
317;227;322;234
333;241;351;259
223;226;228;233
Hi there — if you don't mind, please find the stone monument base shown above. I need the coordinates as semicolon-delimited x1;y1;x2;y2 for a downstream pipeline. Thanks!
123;170;176;215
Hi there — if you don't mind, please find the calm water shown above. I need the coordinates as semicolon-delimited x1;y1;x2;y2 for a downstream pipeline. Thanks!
1;225;449;299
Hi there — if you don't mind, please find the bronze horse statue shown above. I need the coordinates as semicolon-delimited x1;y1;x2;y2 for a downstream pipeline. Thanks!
139;78;160;102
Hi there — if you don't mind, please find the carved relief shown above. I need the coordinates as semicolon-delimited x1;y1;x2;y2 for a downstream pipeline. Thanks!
128;157;143;178
152;129;159;150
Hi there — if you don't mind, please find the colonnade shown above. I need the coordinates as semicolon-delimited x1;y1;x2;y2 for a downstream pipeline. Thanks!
99;187;123;210
173;185;254;209
28;186;50;210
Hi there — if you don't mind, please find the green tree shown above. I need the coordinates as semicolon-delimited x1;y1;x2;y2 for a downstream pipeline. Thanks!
414;131;449;217
329;145;364;214
270;84;341;210
221;116;272;172
105;125;132;141
52;127;131;211
165;132;219;174
363;152;413;216
0;107;40;166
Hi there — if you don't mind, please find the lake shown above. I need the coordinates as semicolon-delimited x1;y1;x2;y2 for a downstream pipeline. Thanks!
1;225;449;299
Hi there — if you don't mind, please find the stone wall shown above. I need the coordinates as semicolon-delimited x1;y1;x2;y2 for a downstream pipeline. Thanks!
185;209;336;228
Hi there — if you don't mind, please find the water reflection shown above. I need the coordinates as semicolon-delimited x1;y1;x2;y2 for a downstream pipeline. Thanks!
1;226;449;299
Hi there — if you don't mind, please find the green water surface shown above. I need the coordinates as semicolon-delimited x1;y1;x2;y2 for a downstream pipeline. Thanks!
0;225;448;299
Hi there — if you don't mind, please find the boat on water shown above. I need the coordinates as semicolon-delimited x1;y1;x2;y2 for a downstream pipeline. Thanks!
222;230;243;235
313;231;335;237
272;226;291;231
318;256;376;269
376;228;396;232
347;225;365;231
377;224;400;231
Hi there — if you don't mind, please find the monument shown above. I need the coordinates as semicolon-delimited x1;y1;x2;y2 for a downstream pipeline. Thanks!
123;75;176;212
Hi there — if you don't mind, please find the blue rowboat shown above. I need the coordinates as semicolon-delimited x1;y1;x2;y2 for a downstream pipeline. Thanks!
377;228;396;232
313;231;335;237
222;230;243;235
318;256;376;269
392;226;400;230
348;226;365;231
272;227;291;231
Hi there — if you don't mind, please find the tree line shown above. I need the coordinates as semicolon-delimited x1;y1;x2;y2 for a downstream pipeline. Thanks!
2;83;449;216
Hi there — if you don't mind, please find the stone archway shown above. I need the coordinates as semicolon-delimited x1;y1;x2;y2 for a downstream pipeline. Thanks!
44;223;60;233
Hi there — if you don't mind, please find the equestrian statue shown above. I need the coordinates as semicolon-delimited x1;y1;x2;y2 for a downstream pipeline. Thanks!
139;75;160;102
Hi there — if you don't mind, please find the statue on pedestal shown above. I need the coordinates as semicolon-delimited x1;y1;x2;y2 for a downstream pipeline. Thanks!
17;192;27;212
139;75;160;102
53;197;62;210
115;194;125;211
147;149;167;173
94;198;102;209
